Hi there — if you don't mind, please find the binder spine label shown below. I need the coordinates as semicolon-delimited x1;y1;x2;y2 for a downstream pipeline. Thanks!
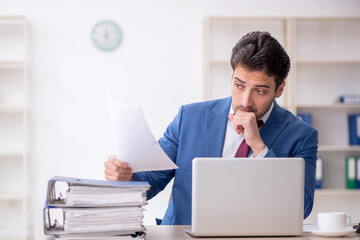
348;158;355;179
315;157;323;189
347;157;357;189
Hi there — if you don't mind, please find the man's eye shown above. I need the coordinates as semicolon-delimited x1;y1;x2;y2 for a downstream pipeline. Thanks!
235;83;243;89
257;89;266;94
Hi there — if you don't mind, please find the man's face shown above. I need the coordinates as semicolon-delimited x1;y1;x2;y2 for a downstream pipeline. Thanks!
231;65;285;119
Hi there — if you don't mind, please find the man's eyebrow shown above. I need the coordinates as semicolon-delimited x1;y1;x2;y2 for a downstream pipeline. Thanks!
234;77;244;83
234;77;270;89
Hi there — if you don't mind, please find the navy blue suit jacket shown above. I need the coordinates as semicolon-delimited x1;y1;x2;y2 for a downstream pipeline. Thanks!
133;97;318;224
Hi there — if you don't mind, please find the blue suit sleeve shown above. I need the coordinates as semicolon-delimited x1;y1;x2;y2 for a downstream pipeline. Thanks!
133;106;183;200
265;129;318;219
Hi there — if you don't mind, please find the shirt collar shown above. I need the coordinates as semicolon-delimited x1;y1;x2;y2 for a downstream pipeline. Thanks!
230;101;274;125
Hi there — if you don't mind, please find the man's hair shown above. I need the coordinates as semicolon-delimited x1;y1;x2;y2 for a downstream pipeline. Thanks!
230;31;290;90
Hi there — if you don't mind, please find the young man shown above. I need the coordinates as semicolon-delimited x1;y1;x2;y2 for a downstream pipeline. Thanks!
104;31;318;225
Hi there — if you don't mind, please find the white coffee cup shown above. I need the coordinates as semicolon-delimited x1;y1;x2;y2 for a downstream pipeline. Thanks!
318;212;351;232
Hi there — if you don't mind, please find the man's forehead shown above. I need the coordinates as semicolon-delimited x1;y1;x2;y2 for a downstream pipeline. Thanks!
233;65;274;85
233;74;275;87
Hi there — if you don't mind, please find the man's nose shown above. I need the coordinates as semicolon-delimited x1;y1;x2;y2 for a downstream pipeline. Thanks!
242;90;253;108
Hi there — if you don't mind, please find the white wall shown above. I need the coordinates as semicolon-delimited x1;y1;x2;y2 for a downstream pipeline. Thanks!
1;0;360;238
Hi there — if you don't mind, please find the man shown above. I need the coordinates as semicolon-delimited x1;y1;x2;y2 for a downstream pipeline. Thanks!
104;31;318;225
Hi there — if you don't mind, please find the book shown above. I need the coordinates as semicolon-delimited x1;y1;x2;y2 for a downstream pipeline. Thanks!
349;114;360;145
44;176;150;239
315;156;323;189
346;156;357;189
297;113;312;126
357;157;360;189
339;95;360;104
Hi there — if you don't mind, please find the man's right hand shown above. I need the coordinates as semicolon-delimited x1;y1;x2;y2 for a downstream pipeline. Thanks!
104;155;133;181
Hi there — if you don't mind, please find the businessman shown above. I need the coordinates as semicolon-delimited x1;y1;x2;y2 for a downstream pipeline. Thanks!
104;31;318;224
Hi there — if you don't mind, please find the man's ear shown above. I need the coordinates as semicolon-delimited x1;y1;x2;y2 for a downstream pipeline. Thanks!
275;81;286;98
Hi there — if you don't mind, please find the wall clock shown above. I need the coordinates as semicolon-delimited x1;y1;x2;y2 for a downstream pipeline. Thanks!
91;20;122;51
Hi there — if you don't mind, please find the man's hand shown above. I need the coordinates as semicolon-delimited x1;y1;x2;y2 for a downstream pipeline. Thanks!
229;111;266;156
104;155;133;181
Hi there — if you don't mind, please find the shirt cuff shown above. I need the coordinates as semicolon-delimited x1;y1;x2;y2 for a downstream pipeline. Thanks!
250;146;269;158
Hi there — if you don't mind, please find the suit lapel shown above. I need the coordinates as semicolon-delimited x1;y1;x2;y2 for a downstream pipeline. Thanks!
259;100;289;149
248;100;289;156
206;97;231;157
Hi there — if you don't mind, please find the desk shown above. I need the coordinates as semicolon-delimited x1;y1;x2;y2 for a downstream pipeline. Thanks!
145;225;360;240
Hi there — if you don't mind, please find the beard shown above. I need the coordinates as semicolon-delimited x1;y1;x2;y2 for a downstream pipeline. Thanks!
232;100;273;120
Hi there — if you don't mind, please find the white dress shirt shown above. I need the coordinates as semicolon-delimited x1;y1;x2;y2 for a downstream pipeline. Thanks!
222;102;274;158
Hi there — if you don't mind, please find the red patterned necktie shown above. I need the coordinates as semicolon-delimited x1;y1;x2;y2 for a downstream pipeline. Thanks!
235;138;251;157
233;119;264;158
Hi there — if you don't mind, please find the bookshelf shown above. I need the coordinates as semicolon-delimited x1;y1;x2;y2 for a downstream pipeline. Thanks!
203;17;360;223
0;16;28;240
293;18;360;223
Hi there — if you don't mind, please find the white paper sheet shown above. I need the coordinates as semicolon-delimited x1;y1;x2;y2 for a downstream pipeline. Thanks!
108;97;178;172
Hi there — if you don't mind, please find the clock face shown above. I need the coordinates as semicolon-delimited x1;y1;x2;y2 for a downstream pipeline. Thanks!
91;20;122;51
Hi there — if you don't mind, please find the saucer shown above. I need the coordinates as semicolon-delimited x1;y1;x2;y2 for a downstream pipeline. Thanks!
311;227;357;237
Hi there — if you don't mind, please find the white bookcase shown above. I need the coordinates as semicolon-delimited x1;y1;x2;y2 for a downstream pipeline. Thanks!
203;17;360;223
0;16;28;240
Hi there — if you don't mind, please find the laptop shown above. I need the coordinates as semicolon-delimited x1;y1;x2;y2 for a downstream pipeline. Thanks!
186;157;305;237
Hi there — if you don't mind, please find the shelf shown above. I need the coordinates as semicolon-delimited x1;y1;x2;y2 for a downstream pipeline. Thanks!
315;189;360;196
0;238;24;240
0;15;27;240
0;61;25;68
0;16;26;20
296;60;360;64
209;60;230;64
210;59;360;68
0;105;24;113
297;103;360;109
0;152;23;157
0;226;25;240
0;193;24;201
318;145;360;152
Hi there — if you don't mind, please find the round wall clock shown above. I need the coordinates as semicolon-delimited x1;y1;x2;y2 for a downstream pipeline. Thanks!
91;20;122;51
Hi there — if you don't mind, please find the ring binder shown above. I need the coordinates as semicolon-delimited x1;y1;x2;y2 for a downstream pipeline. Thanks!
43;176;150;239
45;207;64;232
46;176;150;207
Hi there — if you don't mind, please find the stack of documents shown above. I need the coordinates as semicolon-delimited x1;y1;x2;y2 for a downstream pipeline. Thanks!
65;186;148;206
43;176;150;239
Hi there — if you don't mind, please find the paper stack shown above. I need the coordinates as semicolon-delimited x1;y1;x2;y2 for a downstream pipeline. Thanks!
43;176;150;239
